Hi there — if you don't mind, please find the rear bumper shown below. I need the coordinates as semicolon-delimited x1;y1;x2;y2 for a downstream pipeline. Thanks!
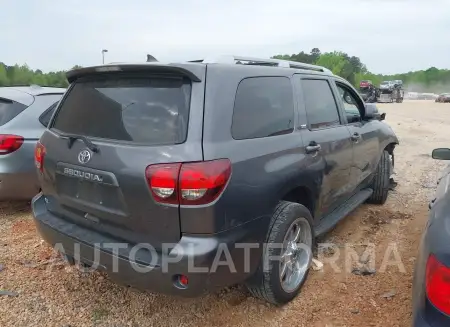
32;193;264;297
412;312;432;327
412;303;450;327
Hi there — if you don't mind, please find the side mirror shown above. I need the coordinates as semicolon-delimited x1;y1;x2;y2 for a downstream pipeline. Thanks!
432;148;450;160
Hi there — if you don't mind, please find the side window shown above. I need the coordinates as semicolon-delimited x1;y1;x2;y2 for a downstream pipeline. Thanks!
335;83;362;124
231;77;294;140
301;79;340;129
39;102;58;127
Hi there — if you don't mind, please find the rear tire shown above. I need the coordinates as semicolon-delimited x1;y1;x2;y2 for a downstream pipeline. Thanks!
246;201;314;305
368;150;390;204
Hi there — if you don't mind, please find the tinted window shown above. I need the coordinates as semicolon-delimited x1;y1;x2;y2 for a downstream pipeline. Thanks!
0;99;28;126
52;76;191;145
232;77;294;140
336;84;362;124
301;79;340;129
336;84;360;114
39;102;58;127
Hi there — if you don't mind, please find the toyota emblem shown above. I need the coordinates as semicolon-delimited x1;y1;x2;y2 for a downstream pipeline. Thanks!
78;149;92;164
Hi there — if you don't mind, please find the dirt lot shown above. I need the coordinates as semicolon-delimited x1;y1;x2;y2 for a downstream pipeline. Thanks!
0;100;449;327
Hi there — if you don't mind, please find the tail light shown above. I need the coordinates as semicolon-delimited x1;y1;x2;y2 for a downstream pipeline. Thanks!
0;134;24;155
426;254;450;315
146;163;181;205
35;142;46;173
179;160;231;205
145;159;231;205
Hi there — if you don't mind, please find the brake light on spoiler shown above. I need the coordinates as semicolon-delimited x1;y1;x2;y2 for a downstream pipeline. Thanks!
145;159;232;205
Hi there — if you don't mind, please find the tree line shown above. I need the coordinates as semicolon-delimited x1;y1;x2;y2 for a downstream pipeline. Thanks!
0;62;74;88
1;50;450;93
274;49;450;93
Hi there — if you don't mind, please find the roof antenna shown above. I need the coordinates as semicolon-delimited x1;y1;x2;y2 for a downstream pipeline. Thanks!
146;54;158;62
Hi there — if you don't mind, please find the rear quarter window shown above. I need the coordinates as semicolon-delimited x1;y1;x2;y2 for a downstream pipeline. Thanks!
39;102;58;127
231;77;294;140
51;76;192;145
0;98;28;126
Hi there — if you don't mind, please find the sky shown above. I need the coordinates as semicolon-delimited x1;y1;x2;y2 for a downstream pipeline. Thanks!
1;0;449;74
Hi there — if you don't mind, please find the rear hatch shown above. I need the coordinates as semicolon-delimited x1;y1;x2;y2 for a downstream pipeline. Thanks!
38;64;205;249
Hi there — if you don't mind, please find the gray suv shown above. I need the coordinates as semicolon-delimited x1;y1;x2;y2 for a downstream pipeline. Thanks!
32;56;398;305
0;86;65;199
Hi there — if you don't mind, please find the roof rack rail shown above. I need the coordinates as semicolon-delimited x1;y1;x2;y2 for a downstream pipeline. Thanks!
189;55;332;73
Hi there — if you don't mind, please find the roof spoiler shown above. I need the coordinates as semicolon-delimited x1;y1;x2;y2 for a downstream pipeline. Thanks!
66;63;202;83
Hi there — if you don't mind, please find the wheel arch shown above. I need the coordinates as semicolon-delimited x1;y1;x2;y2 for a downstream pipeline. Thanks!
281;185;316;218
385;142;396;155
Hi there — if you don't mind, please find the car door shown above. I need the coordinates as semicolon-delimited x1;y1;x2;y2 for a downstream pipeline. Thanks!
294;75;354;218
332;80;380;190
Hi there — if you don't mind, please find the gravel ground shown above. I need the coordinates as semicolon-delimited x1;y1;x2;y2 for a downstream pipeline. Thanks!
1;100;449;327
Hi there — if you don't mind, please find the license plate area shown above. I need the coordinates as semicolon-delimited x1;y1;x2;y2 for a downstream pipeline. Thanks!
56;175;122;209
76;179;102;203
55;162;124;211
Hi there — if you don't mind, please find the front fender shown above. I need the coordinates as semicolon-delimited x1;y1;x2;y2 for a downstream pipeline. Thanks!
379;121;399;150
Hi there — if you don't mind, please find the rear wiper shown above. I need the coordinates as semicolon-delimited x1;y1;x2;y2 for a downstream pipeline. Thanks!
59;133;100;153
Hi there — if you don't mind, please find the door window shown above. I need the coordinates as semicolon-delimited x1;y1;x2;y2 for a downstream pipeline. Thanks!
301;79;340;129
335;83;363;124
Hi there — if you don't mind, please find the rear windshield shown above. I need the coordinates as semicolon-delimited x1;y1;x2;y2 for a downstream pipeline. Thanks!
51;76;191;145
0;98;28;126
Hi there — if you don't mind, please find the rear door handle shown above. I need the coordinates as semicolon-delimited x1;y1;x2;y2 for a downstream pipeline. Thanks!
305;144;321;154
351;132;361;142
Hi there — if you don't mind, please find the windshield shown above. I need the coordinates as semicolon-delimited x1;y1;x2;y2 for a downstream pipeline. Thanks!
52;76;192;145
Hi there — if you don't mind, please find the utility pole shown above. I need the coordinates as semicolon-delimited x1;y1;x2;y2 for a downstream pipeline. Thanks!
102;49;108;64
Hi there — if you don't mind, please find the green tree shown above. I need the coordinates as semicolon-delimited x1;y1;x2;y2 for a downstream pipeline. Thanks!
0;63;8;86
272;50;315;64
310;48;321;63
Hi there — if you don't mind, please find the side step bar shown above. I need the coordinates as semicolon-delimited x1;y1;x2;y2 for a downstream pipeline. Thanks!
315;188;373;237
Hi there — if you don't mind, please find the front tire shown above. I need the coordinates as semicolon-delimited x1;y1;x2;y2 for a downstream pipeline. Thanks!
368;150;391;204
246;201;314;305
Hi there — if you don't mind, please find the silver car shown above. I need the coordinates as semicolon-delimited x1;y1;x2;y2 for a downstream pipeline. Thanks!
0;85;65;200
